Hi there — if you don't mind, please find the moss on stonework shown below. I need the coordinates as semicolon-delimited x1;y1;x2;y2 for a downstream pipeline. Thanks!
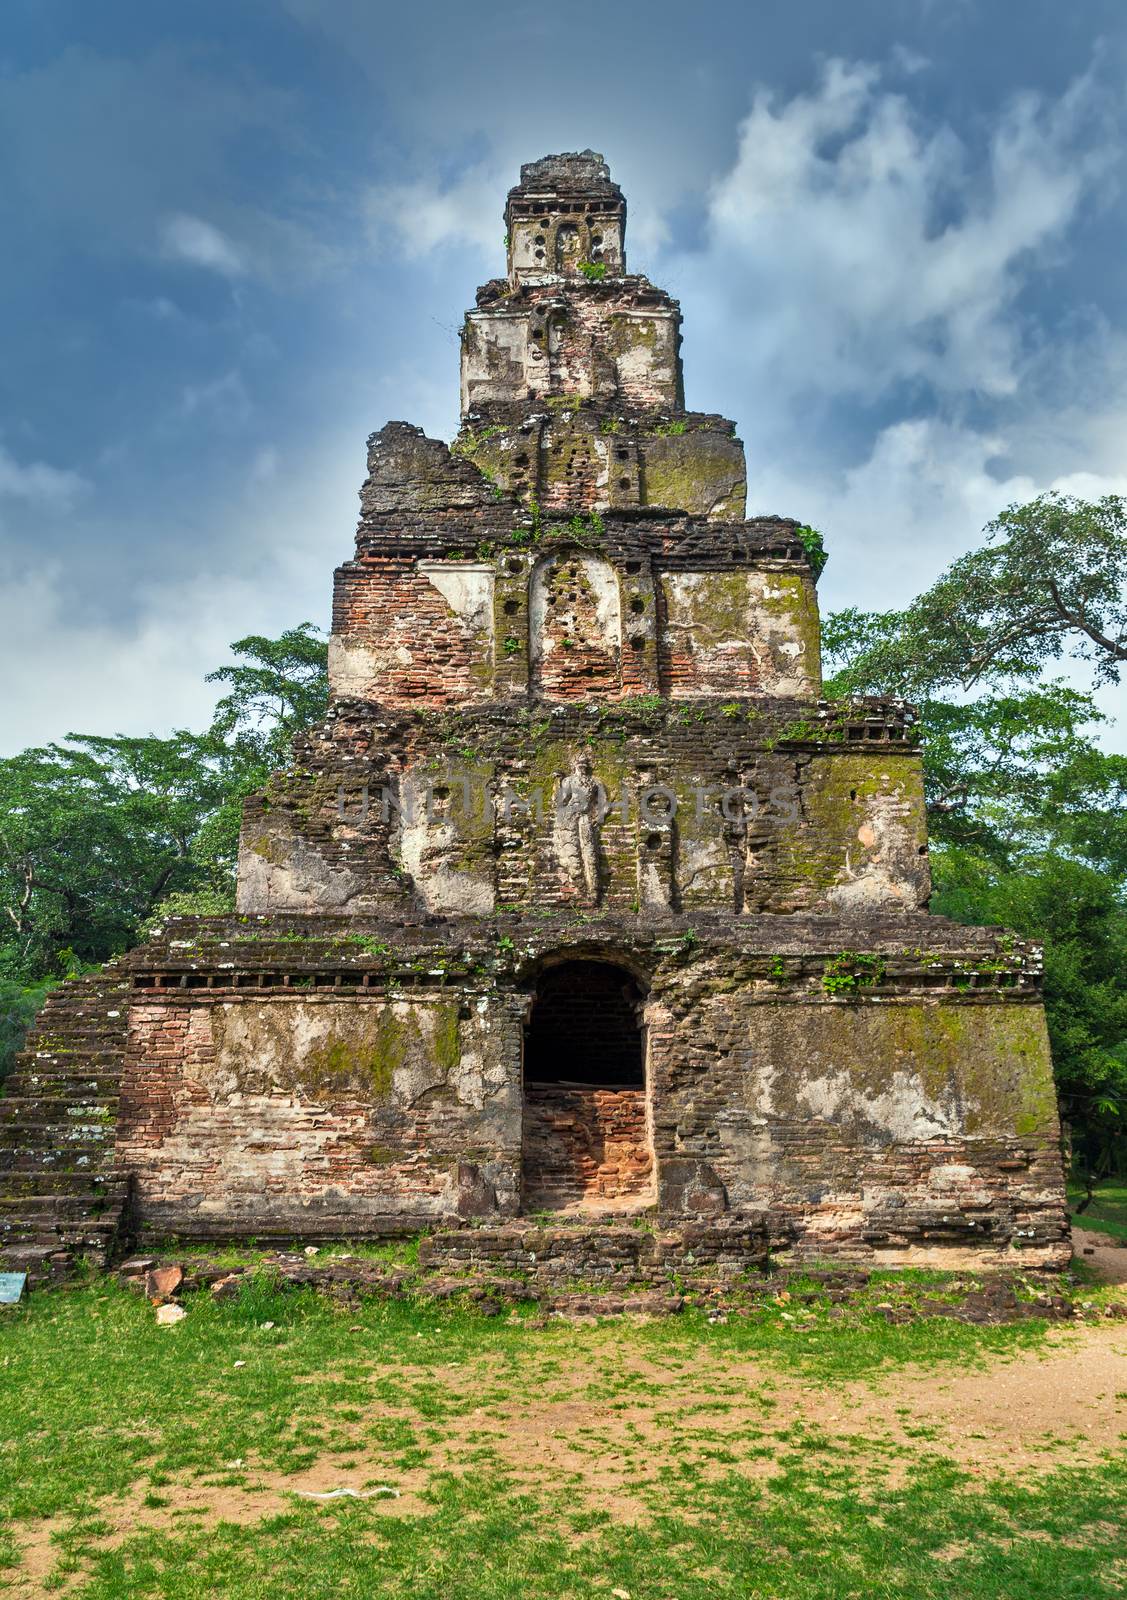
433;1004;461;1075
248;833;287;867
760;573;821;682
735;1002;1057;1138
669;571;750;644
302;1002;461;1099
641;432;746;518
606;317;658;356
366;1145;404;1165
799;754;926;851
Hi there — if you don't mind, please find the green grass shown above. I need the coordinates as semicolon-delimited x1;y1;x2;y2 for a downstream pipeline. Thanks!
1068;1179;1127;1240
0;1276;1122;1597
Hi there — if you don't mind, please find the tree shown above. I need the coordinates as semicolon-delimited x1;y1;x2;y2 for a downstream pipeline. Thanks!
206;624;329;767
0;731;227;981
824;495;1127;1182
0;625;327;986
826;492;1127;698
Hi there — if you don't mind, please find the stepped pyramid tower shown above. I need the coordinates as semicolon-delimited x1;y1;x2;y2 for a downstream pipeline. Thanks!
2;154;1068;1276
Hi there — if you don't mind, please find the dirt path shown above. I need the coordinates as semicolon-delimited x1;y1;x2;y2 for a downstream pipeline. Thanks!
1073;1225;1127;1285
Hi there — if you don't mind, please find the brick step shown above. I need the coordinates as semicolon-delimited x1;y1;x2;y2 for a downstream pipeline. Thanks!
0;1138;118;1161
0;1128;117;1152
0;1166;118;1192
5;1066;120;1086
0;1139;117;1166
0;1094;117;1118
1;1083;121;1107
18;1034;125;1057
16;1047;125;1066
0;1194;121;1220
5;1086;122;1108
0;1131;117;1153
1;1216;123;1247
419;1221;770;1278
0;1168;124;1194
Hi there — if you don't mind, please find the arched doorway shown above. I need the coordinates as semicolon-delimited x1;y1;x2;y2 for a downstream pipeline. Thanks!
522;959;654;1213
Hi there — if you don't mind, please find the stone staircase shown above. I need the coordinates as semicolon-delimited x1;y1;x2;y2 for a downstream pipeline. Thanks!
0;964;132;1279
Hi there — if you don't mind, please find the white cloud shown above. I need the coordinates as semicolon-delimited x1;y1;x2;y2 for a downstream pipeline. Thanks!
0;444;88;508
161;212;246;277
365;163;505;259
679;59;1114;408
0;435;361;754
179;370;253;425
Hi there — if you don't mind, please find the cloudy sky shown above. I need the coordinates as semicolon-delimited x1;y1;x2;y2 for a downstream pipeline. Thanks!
3;0;1126;753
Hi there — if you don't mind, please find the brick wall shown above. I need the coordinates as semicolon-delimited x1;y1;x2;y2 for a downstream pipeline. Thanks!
117;994;524;1236
522;1086;653;1207
237;701;929;919
117;915;1069;1265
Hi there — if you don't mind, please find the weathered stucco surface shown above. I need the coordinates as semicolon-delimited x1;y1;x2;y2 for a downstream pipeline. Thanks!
660;570;820;696
119;997;521;1232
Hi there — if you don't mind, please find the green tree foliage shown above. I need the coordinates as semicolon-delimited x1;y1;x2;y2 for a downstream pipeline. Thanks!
827;491;1127;697
0;626;327;988
206;624;329;766
825;496;1127;1180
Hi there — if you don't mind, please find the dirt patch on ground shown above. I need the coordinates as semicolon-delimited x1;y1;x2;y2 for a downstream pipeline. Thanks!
8;1464;434;1597
815;1322;1127;1472
13;1322;1127;1591
1073;1226;1127;1285
471;1322;1127;1503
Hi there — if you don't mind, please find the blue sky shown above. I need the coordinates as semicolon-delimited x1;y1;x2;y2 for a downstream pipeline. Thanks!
2;0;1126;751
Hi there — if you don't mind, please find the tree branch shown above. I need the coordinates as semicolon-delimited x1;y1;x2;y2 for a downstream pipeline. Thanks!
1047;578;1127;662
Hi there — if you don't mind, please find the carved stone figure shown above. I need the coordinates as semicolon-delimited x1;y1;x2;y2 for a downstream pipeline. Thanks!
555;752;602;901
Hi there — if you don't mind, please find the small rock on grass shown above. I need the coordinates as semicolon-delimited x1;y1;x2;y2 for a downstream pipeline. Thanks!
155;1303;187;1326
146;1265;184;1302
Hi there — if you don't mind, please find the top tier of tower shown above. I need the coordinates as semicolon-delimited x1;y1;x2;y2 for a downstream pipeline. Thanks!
461;150;688;421
504;150;627;284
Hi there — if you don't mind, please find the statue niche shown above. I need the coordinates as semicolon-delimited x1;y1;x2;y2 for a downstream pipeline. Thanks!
554;752;603;905
529;551;622;700
554;221;581;271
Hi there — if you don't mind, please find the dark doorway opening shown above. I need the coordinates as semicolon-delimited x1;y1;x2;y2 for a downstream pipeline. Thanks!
524;960;644;1087
522;960;653;1212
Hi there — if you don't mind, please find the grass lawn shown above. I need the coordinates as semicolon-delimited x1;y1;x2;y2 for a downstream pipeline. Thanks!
0;1271;1124;1598
1069;1179;1127;1241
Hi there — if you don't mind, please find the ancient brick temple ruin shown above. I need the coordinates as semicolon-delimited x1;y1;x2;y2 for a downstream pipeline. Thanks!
2;153;1070;1275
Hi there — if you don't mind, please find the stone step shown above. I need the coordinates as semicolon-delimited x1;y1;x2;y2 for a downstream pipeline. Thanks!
19;1037;125;1055
14;1045;122;1068
0;1094;118;1119
1;1219;122;1251
0;1169;125;1194
0;1087;121;1112
419;1219;771;1277
0;1194;121;1219
0;967;130;1279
